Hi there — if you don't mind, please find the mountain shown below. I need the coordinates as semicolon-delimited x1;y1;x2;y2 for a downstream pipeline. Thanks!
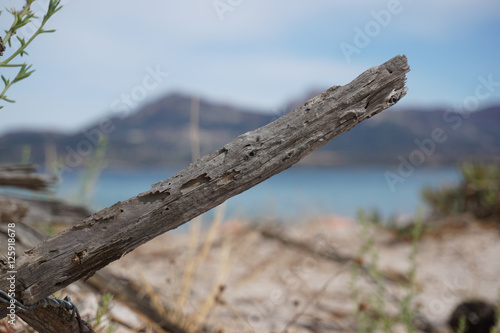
322;106;500;165
0;93;274;169
0;92;499;170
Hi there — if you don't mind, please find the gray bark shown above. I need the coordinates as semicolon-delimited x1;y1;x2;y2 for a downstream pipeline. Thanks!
0;55;409;323
1;215;211;332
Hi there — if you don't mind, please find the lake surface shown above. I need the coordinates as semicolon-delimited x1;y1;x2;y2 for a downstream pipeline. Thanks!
55;165;461;224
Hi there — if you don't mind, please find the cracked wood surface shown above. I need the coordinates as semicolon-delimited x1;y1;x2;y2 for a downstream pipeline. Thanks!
0;55;409;318
1;217;208;332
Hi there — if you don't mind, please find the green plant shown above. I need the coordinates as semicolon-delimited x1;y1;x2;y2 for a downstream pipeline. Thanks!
351;209;423;332
422;163;500;219
0;0;62;108
93;293;116;332
365;208;383;225
351;209;392;333
75;136;108;206
399;209;423;332
456;316;467;333
20;145;32;164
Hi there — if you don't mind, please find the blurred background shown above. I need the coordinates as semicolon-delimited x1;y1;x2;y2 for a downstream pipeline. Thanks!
2;2;500;332
1;0;500;222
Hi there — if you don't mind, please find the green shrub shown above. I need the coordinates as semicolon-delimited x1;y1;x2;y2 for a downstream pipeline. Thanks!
422;163;500;219
351;209;423;332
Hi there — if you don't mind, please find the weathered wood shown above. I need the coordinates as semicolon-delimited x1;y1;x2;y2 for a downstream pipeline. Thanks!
0;55;409;313
17;306;95;333
0;164;56;191
1;208;205;332
0;218;95;331
0;197;91;332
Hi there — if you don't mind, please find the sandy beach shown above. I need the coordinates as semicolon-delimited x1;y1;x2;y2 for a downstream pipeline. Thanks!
60;214;500;333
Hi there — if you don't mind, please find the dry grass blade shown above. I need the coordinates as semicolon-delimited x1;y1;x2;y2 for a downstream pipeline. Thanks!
188;236;233;331
176;215;202;310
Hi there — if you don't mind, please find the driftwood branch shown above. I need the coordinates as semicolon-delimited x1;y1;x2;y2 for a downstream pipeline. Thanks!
0;164;56;191
2;209;209;332
0;56;409;319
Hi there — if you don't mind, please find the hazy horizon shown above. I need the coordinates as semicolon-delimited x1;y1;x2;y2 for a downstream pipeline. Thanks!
1;88;499;136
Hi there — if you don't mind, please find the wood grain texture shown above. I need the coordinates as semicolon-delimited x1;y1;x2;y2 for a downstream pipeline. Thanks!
0;55;409;317
1;217;207;332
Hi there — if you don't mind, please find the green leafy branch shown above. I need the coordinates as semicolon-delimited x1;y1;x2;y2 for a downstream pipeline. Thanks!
0;0;62;109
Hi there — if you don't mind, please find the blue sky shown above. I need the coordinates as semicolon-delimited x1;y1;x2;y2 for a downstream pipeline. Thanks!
1;0;499;134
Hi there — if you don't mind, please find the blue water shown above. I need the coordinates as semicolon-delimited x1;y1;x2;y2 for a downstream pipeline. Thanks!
55;165;460;223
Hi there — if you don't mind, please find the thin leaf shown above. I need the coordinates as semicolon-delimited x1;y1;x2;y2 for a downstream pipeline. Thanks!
1;95;15;103
12;64;35;84
16;36;27;46
1;75;9;85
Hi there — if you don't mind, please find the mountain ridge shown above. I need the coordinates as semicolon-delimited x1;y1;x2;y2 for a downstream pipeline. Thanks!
0;92;498;169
